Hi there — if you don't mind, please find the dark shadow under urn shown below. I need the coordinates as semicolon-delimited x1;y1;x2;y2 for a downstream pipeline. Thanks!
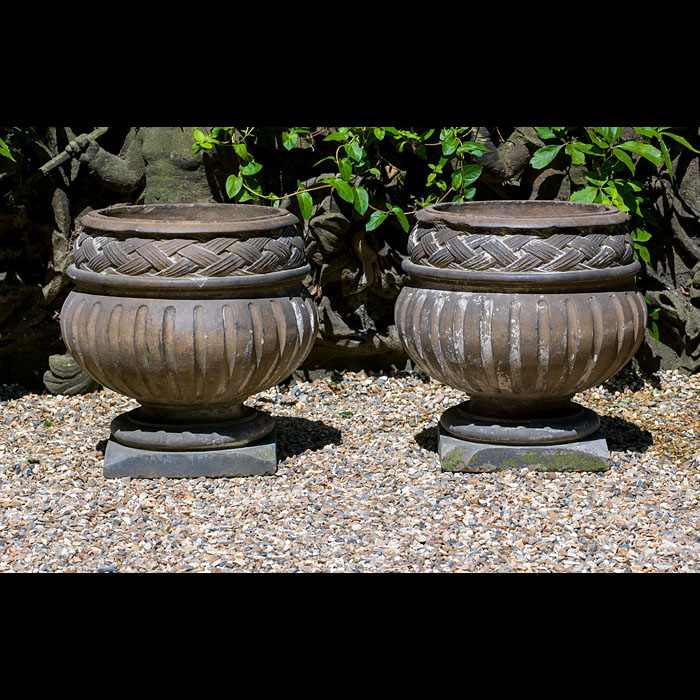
395;200;647;471
61;203;318;477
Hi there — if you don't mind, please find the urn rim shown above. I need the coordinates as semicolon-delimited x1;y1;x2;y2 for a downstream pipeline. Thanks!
80;202;299;237
401;258;641;292
415;200;628;230
66;262;312;298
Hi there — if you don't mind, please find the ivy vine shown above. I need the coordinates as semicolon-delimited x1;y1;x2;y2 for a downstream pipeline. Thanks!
191;126;490;232
529;126;700;340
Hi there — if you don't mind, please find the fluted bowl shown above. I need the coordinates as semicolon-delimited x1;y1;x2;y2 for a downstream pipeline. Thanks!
60;203;318;451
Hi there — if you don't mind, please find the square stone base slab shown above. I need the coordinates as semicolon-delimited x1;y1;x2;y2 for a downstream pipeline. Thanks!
103;430;277;478
438;426;610;473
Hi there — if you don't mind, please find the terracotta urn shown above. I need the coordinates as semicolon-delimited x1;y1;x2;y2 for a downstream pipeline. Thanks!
395;200;647;472
60;203;318;477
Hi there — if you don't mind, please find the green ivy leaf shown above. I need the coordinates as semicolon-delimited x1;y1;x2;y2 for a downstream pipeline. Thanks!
656;137;674;183
457;141;489;157
661;131;700;153
297;190;313;220
571;186;598;202
645;297;660;317
0;138;15;161
233;143;249;160
240;161;263;176
390;205;410;232
584;171;608;187
636;243;651;264
312;155;335;168
461;164;483;187
323;131;348;141
586;128;609;149
617;141;663;165
345;140;364;163
632;227;652;242
366;210;388;231
451;171;463;191
632;126;658;139
612;146;636;175
531;144;564;169
243;176;262;194
603;184;628;211
225;174;243;199
339;157;353;182
442;137;459;156
574;141;604;156
353;186;369;215
649;319;660;340
594;127;623;145
282;131;298;150
565;142;587;165
332;178;355;203
535;127;556;140
374;127;385;141
618;178;642;193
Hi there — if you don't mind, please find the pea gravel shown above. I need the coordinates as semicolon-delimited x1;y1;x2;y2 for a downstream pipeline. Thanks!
1;365;699;573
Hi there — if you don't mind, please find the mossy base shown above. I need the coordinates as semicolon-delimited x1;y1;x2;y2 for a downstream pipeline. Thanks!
438;426;610;473
103;430;277;478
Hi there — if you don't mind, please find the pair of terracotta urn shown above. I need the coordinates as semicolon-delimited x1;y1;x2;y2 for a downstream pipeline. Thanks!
60;200;646;477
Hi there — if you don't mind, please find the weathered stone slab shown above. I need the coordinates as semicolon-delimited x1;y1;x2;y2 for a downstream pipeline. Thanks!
438;425;610;473
103;430;277;478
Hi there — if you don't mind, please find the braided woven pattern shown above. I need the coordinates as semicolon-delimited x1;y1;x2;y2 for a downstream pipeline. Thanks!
73;228;306;277
407;224;634;272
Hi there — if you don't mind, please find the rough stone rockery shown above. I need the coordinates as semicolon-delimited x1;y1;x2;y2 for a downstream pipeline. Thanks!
395;200;647;472
60;203;318;477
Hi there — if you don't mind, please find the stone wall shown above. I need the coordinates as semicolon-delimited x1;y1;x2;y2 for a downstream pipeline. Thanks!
2;126;699;390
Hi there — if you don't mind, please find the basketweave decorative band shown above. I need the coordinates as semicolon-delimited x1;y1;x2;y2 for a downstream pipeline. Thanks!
72;227;306;277
407;223;634;273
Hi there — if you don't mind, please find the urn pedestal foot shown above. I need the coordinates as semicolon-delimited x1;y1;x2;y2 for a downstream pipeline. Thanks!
438;425;610;473
440;400;601;446
103;430;277;478
110;406;274;452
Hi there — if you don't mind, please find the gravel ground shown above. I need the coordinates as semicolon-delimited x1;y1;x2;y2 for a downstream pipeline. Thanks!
1;365;699;573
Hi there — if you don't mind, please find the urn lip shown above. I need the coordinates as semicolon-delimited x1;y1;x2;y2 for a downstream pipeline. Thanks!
80;203;299;237
415;200;628;230
402;258;641;292
66;262;311;299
